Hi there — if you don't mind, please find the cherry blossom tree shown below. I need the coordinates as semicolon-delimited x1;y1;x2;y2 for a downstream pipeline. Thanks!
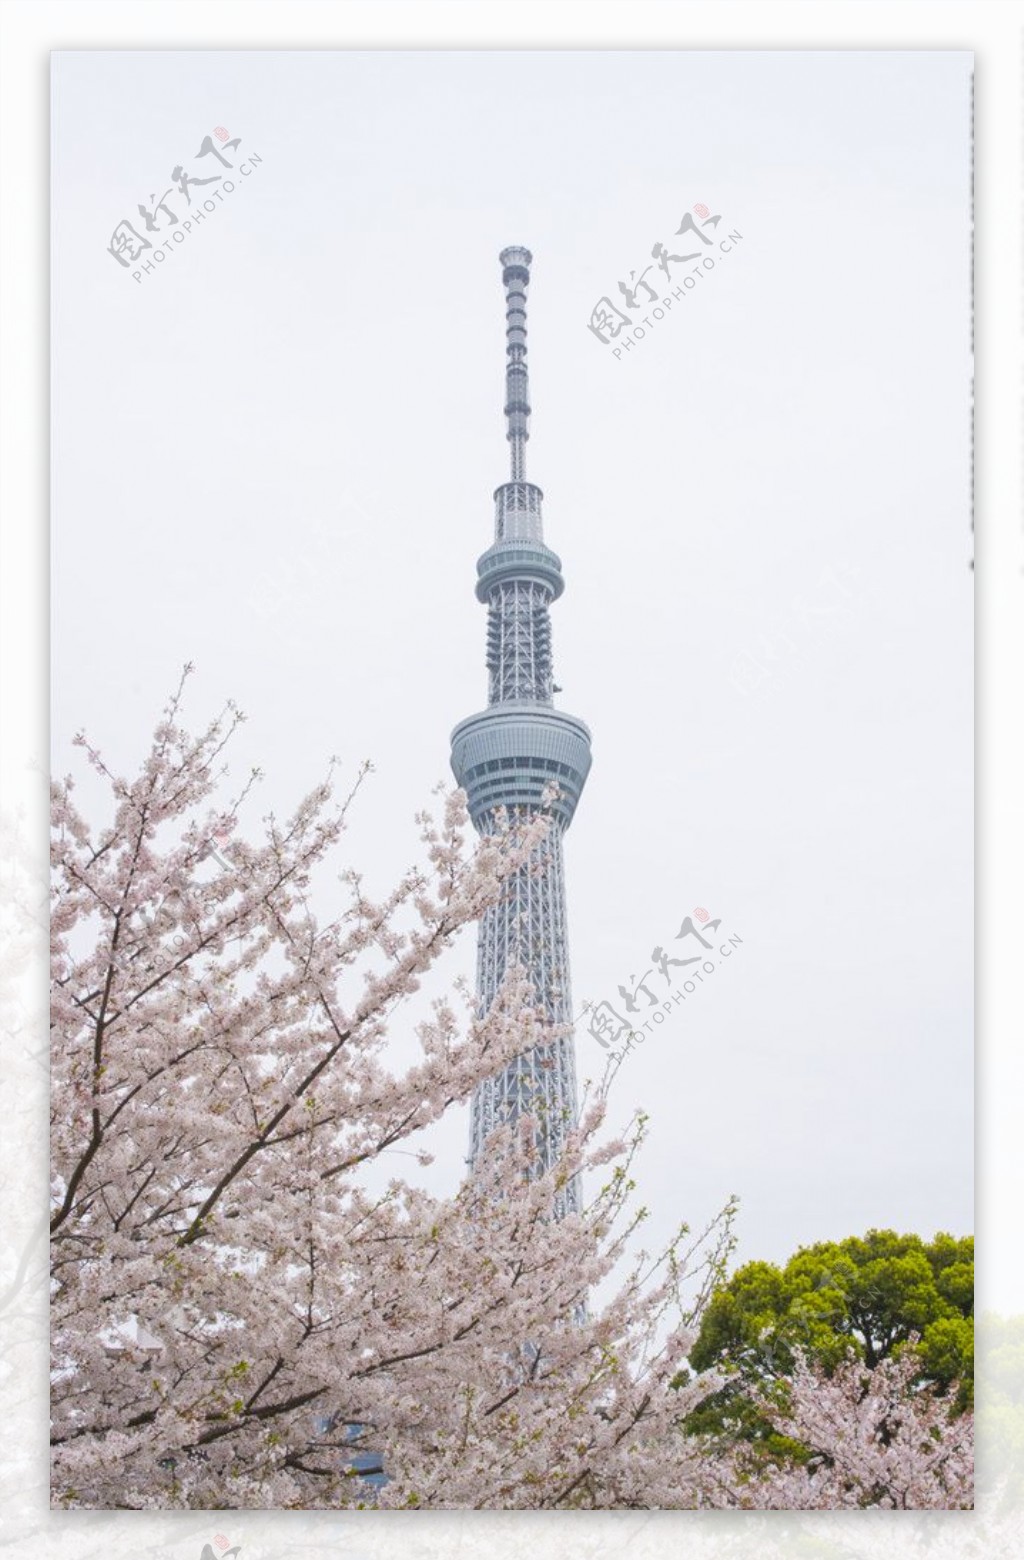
50;671;734;1510
50;672;972;1511
705;1347;973;1510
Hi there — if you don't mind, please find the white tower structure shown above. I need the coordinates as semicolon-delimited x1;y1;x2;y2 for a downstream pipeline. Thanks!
450;247;593;1210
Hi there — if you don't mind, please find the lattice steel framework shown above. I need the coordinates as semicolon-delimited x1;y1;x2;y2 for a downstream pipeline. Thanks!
450;247;592;1214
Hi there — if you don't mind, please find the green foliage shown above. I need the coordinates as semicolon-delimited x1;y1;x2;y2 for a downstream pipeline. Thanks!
682;1229;973;1454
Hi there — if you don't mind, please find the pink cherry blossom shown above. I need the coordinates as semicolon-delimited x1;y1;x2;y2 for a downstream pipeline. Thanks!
50;673;971;1510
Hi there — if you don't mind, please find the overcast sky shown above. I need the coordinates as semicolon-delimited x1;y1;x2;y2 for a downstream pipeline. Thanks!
51;49;973;1296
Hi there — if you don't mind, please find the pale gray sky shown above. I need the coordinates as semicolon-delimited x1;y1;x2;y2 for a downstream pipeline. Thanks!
51;49;973;1287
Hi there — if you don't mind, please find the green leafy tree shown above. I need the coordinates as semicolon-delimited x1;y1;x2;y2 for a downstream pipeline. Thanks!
681;1229;973;1458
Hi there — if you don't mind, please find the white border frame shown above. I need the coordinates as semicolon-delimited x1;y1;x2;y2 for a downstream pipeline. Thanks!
3;3;1019;1553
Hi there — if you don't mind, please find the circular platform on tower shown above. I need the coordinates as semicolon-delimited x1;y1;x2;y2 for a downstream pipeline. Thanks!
450;703;592;830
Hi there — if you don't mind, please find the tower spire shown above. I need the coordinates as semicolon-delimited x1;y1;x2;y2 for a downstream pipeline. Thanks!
500;245;532;482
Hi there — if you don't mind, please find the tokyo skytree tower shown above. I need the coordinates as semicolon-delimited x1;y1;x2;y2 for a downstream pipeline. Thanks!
450;247;593;1210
